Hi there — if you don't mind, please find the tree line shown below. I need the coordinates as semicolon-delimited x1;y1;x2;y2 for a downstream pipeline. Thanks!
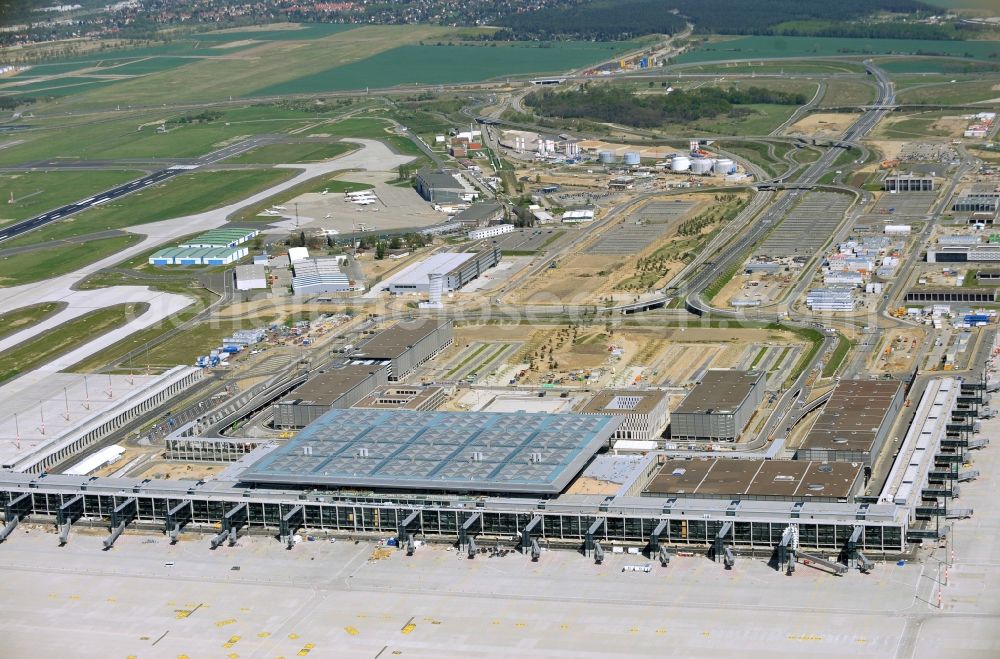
497;0;945;41
525;84;807;128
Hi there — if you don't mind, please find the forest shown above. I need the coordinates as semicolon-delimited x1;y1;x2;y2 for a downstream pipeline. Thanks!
497;0;947;41
525;84;808;128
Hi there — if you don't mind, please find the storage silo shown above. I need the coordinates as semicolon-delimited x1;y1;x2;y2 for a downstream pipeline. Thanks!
713;158;735;175
599;151;616;164
670;155;691;172
623;152;641;166
691;158;713;175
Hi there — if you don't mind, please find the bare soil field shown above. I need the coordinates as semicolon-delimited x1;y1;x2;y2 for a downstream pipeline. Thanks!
788;113;860;138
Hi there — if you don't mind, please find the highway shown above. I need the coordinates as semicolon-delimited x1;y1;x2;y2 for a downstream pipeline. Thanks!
0;135;274;244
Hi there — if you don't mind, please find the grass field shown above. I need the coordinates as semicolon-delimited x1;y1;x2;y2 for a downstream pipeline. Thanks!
227;141;355;164
0;169;292;248
0;234;141;287
879;111;959;139
678;60;865;74
677;36;1000;64
818;79;877;107
690;104;800;136
877;57;1000;74
822;335;852;378
301;115;425;158
0;303;147;382
0;303;65;341
896;79;1000;105
68;283;219;373
0;170;142;225
0;107;328;167
65;25;455;107
259;41;635;95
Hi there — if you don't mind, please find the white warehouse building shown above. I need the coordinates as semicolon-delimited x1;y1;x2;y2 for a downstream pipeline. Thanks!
373;249;501;295
468;224;515;241
807;288;855;311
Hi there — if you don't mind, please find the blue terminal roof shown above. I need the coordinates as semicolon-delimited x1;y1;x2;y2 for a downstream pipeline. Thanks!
239;408;622;494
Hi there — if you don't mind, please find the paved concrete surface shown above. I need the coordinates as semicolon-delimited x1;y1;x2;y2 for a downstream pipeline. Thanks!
0;140;413;377
267;170;442;235
0;454;996;659
3;409;1000;657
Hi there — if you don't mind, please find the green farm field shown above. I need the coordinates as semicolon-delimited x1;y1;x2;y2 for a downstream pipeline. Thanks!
62;25;458;107
0;170;142;226
677;36;1000;63
260;41;635;95
0;169;293;248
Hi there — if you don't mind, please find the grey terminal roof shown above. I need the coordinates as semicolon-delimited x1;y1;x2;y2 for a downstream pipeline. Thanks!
417;168;465;191
276;364;385;407
674;370;763;415
645;458;863;501
799;379;903;453
239;408;623;494
455;201;503;224
354;319;450;360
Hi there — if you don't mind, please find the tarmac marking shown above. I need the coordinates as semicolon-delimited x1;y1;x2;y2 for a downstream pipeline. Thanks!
106;597;117;603
629;626;640;634
491;620;501;625
656;628;668;635
288;633;299;640
345;626;360;636
216;618;238;627
515;622;527;629
257;632;271;638
559;624;570;631
222;635;241;648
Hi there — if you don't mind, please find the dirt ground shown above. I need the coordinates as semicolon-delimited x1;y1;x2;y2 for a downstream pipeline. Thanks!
509;194;720;305
788;113;861;138
869;327;926;374
450;325;806;388
866;139;907;162
565;477;621;495
929;115;968;139
132;461;225;481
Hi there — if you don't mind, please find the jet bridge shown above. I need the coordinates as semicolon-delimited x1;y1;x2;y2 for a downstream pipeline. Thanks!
593;541;605;565
56;495;84;546
467;535;478;559
165;501;193;544
794;550;847;576
712;521;733;568
648;519;669;555
0;493;32;542
103;498;137;549
280;505;304;549
585;518;604;556
211;502;248;549
458;512;482;549
397;510;421;547
521;515;542;553
777;524;797;574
